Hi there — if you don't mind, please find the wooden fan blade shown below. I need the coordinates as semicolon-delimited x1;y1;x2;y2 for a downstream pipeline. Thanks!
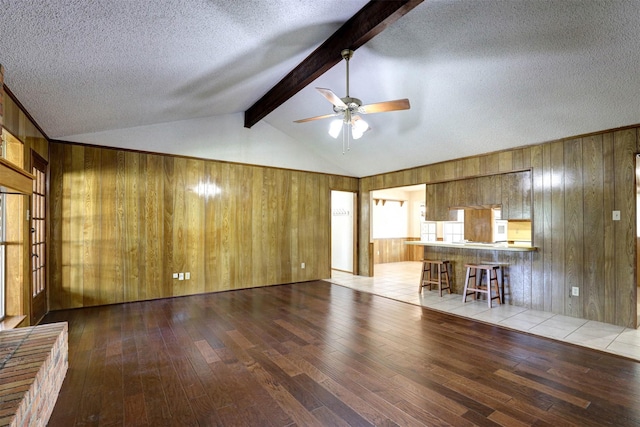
316;88;347;109
294;112;340;123
359;98;410;114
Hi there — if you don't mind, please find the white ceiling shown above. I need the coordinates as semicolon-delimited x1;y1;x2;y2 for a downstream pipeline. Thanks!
2;0;640;177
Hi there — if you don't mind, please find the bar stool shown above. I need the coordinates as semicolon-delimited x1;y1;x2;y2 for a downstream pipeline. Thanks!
462;264;502;307
419;260;452;296
480;260;509;303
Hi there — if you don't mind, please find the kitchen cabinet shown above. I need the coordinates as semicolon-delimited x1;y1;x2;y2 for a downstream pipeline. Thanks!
423;171;531;221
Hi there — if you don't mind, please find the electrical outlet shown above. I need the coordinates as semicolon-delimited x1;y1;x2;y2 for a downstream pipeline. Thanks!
612;210;621;221
301;262;305;269
178;273;184;281
185;272;190;280
173;273;179;279
571;286;579;296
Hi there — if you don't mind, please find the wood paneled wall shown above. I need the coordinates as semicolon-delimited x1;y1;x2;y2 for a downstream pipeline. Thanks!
360;129;639;328
48;142;358;310
373;237;422;264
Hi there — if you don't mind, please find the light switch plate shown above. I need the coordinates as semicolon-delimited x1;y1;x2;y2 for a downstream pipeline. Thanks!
185;272;190;280
612;210;621;221
173;273;179;279
178;273;184;280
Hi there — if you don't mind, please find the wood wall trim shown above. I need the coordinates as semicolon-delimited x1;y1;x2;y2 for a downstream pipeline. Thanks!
3;84;50;141
0;157;34;194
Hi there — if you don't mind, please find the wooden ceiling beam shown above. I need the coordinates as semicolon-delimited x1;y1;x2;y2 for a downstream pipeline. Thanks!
244;0;423;128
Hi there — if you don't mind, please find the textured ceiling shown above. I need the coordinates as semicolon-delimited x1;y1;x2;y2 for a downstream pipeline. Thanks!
1;0;640;177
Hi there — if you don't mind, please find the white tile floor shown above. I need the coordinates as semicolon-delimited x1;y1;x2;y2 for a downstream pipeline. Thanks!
329;261;640;362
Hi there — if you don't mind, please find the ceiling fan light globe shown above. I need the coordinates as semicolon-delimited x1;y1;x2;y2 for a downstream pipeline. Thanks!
329;119;343;138
351;117;369;139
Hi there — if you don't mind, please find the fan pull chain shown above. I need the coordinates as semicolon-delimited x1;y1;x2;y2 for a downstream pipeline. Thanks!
342;121;351;154
342;122;346;154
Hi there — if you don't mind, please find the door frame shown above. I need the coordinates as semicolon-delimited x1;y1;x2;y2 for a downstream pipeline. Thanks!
330;190;358;275
30;150;48;325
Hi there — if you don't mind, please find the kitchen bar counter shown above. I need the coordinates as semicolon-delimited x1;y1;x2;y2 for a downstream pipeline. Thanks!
408;241;535;302
405;240;536;252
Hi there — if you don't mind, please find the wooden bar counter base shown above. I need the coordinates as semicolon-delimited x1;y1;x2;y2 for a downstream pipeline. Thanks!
407;240;536;300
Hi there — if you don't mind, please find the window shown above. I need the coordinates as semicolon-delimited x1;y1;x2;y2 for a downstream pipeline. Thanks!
443;221;464;242
420;221;437;241
443;210;465;242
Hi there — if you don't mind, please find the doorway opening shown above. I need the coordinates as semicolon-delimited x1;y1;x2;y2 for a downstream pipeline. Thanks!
370;184;425;276
331;190;356;274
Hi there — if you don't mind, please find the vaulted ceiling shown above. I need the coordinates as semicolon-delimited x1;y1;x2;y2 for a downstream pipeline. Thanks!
2;1;640;177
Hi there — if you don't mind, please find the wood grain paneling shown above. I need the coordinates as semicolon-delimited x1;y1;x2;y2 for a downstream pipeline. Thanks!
582;135;605;321
424;171;531;221
542;143;554;312
373;238;421;264
529;145;544;310
359;126;639;328
82;146;101;307
603;132;616;324
48;142;358;309
563;139;583;318
550;141;566;314
464;209;493;243
45;121;640;327
613;129;637;328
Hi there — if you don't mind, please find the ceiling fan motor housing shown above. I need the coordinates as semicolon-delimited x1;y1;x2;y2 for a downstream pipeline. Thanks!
333;96;362;114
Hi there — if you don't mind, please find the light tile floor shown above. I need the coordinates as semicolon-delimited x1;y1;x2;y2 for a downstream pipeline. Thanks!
329;261;640;362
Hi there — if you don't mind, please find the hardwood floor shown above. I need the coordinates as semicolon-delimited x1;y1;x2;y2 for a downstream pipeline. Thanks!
42;282;640;426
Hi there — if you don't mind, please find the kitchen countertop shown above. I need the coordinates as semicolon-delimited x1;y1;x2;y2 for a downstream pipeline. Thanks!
405;240;537;252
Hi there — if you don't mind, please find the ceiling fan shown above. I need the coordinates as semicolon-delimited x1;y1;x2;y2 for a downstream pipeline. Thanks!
294;49;410;153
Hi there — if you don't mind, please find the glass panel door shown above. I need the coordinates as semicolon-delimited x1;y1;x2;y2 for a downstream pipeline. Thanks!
31;152;47;324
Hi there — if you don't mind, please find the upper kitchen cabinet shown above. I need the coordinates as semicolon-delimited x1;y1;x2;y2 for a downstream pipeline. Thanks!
501;170;531;220
423;170;531;221
425;183;457;221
